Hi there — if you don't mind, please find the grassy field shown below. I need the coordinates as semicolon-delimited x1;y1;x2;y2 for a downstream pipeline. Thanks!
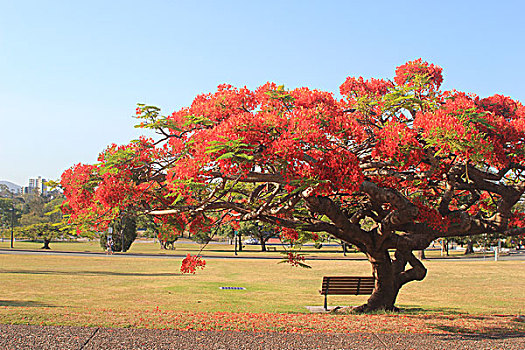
1;253;522;314
1;241;523;334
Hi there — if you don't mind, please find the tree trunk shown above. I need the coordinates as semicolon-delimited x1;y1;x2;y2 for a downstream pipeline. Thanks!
237;234;243;251
260;239;266;252
464;240;474;255
418;249;426;260
354;251;398;312
41;239;51;250
441;239;449;256
353;249;427;313
367;259;398;311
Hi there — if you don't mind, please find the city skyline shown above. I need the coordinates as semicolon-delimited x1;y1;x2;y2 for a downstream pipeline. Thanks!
0;176;48;193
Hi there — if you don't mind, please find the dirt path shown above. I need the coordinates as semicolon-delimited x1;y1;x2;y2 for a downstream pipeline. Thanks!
1;324;524;349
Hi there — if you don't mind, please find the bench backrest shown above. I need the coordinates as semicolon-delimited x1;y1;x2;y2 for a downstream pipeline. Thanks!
321;276;375;295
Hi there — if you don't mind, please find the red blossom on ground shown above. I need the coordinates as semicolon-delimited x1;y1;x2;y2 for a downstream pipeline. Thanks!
56;308;524;335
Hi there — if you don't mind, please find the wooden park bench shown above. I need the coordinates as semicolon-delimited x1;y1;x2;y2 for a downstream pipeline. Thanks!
266;246;277;252
319;276;375;310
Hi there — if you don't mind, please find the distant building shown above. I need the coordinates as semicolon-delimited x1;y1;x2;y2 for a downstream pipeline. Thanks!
23;176;47;195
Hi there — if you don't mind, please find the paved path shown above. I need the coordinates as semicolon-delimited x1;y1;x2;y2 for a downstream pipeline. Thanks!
0;324;524;349
0;248;358;261
1;248;524;261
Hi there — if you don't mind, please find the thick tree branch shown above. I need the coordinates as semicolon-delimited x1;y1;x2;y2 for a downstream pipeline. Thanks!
395;251;427;287
304;195;373;248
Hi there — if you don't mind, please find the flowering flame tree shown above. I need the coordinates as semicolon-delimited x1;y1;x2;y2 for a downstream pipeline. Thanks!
61;60;525;312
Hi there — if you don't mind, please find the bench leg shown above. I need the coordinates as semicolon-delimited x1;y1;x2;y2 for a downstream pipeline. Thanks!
324;294;328;310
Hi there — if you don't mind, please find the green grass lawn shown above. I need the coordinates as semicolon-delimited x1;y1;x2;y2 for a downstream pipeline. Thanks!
0;252;523;327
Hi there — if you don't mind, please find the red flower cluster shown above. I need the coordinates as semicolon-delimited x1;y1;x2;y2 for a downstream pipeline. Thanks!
477;94;522;120
340;77;393;98
414;200;450;233
60;163;97;217
476;94;525;166
180;254;206;274
284;252;306;267
60;137;169;232
394;58;443;89
414;93;501;166
280;227;299;241
59;59;525;261
509;212;525;229
155;216;185;245
373;121;423;168
188;215;215;236
162;82;366;198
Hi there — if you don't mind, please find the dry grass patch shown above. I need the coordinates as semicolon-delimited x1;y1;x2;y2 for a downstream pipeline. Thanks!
0;253;523;334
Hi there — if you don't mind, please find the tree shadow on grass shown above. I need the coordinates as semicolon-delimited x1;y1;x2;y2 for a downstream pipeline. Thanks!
362;306;525;336
0;269;183;277
353;305;464;315
431;327;525;338
417;313;525;337
0;300;56;308
398;306;464;315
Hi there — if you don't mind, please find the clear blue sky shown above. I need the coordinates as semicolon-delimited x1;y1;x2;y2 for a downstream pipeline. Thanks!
1;0;524;186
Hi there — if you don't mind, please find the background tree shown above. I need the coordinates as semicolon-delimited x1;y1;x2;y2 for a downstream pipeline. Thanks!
19;222;63;249
0;196;22;240
99;213;137;252
59;140;167;250
61;60;525;312
137;215;180;249
211;220;235;242
17;193;68;249
0;185;26;244
237;221;276;251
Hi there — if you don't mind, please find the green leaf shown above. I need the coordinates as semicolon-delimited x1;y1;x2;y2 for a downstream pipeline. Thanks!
216;152;235;160
235;153;254;160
